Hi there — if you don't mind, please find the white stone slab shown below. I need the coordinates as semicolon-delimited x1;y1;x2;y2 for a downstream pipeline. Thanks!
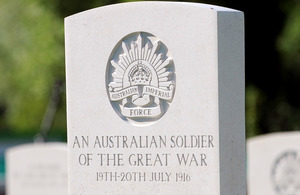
5;143;68;195
247;132;300;195
65;2;245;194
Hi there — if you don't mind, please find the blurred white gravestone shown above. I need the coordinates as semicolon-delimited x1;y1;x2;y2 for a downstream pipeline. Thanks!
5;143;68;195
247;132;300;195
65;2;245;195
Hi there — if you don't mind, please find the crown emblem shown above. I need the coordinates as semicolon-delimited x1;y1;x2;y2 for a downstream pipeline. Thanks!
106;32;175;125
129;63;152;86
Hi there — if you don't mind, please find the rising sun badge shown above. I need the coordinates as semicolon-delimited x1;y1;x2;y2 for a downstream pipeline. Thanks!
106;32;175;126
271;150;300;195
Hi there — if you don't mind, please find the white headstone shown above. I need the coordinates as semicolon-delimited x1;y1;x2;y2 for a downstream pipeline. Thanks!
5;143;68;195
247;132;300;195
65;2;245;194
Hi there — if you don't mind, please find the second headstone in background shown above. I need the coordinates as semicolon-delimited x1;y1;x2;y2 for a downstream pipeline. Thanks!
65;2;245;194
5;143;68;195
247;132;300;195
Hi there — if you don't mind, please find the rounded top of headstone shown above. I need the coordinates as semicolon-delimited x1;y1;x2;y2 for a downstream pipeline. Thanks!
6;142;67;154
65;2;242;20
247;131;300;145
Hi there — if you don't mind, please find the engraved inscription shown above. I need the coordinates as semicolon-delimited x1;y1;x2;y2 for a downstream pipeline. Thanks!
271;150;300;195
106;32;175;126
72;134;215;183
12;163;67;188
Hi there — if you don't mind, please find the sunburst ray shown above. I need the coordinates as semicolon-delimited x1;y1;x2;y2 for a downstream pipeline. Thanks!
148;41;159;62
152;53;162;66
159;81;172;88
119;60;127;70
108;82;122;89
158;71;171;78
112;72;123;79
137;34;142;59
122;42;132;62
157;68;167;75
156;58;171;72
154;60;163;69
110;33;174;92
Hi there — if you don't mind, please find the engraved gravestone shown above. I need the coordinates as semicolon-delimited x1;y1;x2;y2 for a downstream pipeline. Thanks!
65;2;245;194
5;143;68;195
247;132;300;195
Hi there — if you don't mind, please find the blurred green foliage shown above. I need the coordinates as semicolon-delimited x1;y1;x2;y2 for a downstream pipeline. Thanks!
278;2;300;71
0;0;299;139
0;0;64;134
257;1;300;134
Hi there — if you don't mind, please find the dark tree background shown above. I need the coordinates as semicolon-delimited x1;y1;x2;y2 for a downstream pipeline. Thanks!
0;0;299;139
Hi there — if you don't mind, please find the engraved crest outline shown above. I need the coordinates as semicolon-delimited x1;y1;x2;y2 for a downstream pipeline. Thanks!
271;150;300;195
106;32;175;126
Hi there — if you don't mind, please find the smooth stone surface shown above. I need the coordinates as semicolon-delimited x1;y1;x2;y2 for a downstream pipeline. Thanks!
5;143;68;195
65;2;245;194
247;132;300;195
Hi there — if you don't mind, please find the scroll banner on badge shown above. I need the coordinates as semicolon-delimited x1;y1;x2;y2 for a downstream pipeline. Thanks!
109;86;139;101
109;85;174;101
142;86;173;101
120;105;161;118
